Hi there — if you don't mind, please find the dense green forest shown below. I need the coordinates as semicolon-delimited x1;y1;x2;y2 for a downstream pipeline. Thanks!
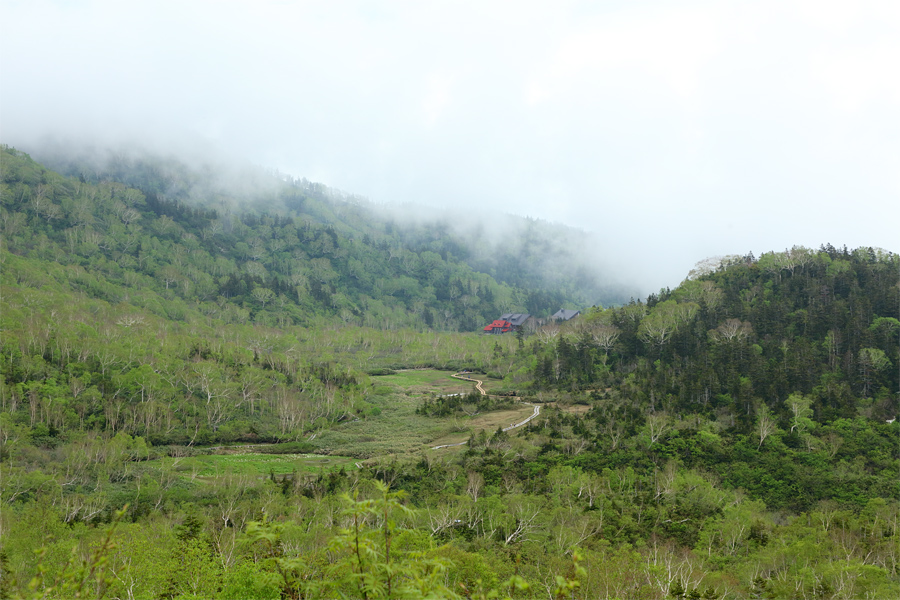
26;143;632;317
1;145;898;599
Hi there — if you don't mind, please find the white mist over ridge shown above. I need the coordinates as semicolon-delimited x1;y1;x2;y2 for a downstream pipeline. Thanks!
16;136;641;306
3;1;898;293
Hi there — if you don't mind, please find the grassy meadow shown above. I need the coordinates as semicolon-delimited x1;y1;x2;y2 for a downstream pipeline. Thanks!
164;453;359;478
311;369;532;458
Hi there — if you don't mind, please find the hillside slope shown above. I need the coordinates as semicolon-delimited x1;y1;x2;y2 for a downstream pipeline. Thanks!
2;144;898;599
1;144;532;331
23;143;635;314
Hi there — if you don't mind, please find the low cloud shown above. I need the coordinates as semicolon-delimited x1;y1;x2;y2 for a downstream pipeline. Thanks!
3;0;897;294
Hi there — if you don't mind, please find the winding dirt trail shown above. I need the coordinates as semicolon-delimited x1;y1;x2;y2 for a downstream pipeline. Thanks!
430;373;541;450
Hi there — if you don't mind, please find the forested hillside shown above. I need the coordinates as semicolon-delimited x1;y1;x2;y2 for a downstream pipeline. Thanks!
21;143;632;317
1;145;530;332
1;143;898;599
535;247;898;420
523;246;899;508
1;145;531;447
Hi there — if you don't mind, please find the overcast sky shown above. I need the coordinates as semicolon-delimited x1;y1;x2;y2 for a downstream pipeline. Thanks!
2;0;898;292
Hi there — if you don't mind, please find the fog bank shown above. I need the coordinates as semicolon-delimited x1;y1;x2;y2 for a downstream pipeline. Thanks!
3;1;898;293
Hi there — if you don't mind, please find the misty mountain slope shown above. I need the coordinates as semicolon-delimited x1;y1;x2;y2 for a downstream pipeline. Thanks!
375;210;638;311
26;142;635;312
463;217;632;308
1;145;525;331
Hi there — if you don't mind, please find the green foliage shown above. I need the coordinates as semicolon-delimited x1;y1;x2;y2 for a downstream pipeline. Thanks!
2;144;614;337
256;442;317;455
221;562;280;600
417;390;514;417
167;537;223;599
22;505;127;600
1;145;898;600
531;244;899;430
241;482;464;599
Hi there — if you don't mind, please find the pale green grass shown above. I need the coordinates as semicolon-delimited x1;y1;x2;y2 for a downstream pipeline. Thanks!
165;453;358;477
314;369;530;458
375;369;471;394
314;390;450;458
426;404;535;448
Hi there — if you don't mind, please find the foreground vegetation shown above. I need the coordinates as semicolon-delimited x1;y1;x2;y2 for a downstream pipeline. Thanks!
1;145;898;599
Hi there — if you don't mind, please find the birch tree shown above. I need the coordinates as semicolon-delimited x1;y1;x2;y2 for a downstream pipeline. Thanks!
756;403;777;449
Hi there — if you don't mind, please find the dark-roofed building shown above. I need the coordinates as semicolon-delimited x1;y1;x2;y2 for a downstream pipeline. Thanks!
550;309;581;321
500;313;533;328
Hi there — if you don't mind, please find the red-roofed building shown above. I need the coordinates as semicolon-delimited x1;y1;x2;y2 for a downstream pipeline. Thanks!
483;319;513;334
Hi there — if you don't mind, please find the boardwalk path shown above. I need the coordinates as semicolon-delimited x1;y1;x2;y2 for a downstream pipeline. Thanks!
430;373;540;450
450;372;488;395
